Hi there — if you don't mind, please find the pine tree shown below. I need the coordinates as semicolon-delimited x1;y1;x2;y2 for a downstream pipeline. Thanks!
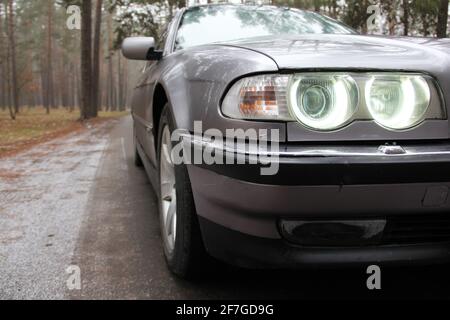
437;0;449;38
45;0;55;113
92;0;103;115
7;0;19;115
80;0;93;120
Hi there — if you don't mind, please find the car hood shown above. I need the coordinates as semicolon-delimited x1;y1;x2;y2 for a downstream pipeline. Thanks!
224;34;450;73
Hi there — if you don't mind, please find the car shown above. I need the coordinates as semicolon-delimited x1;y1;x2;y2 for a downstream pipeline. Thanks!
122;4;450;278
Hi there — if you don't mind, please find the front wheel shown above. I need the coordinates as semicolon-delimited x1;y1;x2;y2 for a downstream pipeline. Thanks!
157;104;207;278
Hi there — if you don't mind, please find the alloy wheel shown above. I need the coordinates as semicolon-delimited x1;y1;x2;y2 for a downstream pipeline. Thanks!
160;125;177;253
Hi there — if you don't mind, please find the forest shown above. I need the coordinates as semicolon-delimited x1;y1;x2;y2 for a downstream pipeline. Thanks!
0;0;448;123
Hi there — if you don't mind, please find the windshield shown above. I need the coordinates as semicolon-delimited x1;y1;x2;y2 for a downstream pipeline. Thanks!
174;5;356;50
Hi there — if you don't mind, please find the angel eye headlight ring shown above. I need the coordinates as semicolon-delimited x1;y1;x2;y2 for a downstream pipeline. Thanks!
365;75;432;130
288;74;359;131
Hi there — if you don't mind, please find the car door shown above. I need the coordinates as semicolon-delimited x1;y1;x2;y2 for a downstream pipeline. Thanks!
131;25;171;168
132;60;154;163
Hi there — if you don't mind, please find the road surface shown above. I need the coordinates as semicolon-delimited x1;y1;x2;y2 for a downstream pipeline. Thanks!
1;116;449;299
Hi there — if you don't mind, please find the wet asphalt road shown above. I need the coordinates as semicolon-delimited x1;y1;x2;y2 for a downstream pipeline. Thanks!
1;116;450;299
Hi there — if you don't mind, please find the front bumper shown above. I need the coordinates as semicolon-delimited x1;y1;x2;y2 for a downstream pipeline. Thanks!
183;135;450;267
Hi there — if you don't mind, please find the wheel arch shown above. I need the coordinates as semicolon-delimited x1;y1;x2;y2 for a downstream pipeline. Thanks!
152;82;168;149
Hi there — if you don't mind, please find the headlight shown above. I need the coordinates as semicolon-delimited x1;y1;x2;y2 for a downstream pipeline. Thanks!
221;72;445;131
221;75;291;121
365;75;431;130
288;74;359;130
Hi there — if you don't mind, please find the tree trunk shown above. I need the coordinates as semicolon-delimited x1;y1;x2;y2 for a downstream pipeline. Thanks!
313;0;320;12
111;56;117;111
67;64;73;109
46;0;55;113
92;0;103;116
4;2;14;120
81;0;93;120
40;55;48;110
7;0;19;115
388;12;396;35
331;0;338;18
117;53;124;111
106;12;114;111
437;0;449;38
98;23;104;111
422;13;429;37
106;56;112;111
72;63;80;112
111;57;117;112
0;3;5;111
123;57;128;109
402;0;409;36
61;54;69;108
5;51;14;120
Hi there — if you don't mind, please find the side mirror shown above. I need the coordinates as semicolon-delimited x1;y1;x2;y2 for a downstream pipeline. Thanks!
121;37;162;61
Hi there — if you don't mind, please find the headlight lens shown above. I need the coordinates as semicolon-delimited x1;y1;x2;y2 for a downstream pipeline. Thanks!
221;75;291;121
288;74;359;130
365;75;431;130
221;72;444;131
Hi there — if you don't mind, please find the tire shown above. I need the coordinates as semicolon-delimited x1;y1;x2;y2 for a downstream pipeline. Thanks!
157;104;207;278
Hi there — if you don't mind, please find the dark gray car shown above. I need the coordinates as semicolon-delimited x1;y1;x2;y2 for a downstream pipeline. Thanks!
122;4;450;278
